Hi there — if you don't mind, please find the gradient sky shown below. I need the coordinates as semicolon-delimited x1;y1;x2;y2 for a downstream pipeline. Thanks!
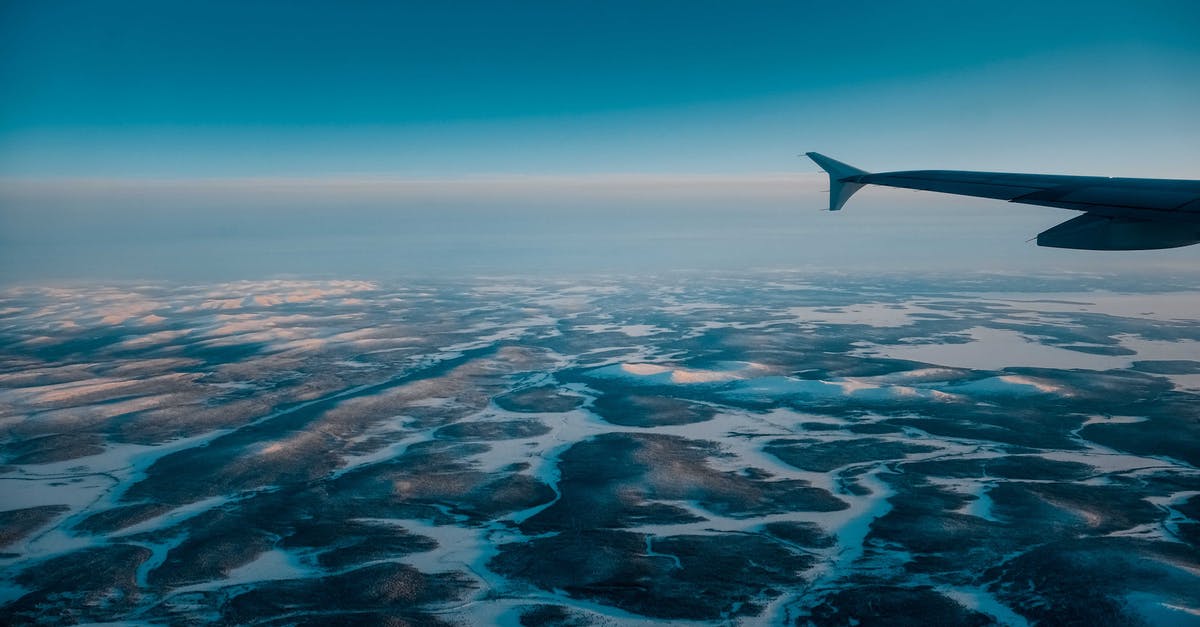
1;1;1199;280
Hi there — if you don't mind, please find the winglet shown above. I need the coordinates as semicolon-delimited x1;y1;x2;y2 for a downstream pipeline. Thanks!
806;152;869;211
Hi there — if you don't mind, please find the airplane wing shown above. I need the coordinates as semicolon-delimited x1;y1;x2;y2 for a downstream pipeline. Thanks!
806;152;1200;250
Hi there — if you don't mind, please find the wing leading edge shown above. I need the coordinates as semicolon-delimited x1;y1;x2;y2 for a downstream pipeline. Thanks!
806;152;1200;250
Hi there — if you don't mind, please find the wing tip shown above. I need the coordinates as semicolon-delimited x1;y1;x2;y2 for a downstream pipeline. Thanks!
806;152;868;211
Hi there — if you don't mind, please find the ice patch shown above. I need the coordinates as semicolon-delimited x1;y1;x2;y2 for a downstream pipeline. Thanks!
1127;592;1200;626
786;302;943;328
170;548;312;594
861;326;1130;371
943;587;1029;626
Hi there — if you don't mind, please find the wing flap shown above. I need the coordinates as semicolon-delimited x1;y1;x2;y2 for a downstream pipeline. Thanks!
1036;213;1200;250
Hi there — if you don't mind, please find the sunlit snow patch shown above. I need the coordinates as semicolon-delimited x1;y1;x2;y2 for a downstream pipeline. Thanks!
725;376;954;402
589;361;769;385
589;362;957;402
948;375;1066;396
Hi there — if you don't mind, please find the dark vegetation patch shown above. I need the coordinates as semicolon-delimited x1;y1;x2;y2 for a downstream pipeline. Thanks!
986;538;1200;626
493;432;841;619
801;585;994;626
281;519;436;570
846;421;905;434
332;440;556;523
123;349;530;505
128;439;553;586
835;468;874;496
788;356;945;379
490;531;656;600
1057;344;1137;356
147;516;276;588
434;419;550;440
989;317;1130;351
1131;359;1200;374
878;369;1184;451
888;406;1085;450
282;612;453;626
491;530;813;620
868;473;1020;576
18;333;130;364
1176;494;1200;547
220;563;470;625
3;432;105;464
998;482;1161;534
900;455;1094;481
763;521;835;548
2;544;151;624
766;437;938;473
494;386;583;413
122;415;344;505
519;603;592;626
1080;394;1200;466
870;465;1183;592
521;433;845;536
0;504;68;548
651;534;815;616
591;393;715;427
1008;367;1173;402
75;502;174;534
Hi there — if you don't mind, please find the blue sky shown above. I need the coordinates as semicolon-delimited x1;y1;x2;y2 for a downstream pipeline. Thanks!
3;0;1198;177
1;1;1199;279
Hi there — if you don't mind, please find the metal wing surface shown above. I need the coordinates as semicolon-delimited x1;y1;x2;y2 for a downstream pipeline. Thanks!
807;152;1200;250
